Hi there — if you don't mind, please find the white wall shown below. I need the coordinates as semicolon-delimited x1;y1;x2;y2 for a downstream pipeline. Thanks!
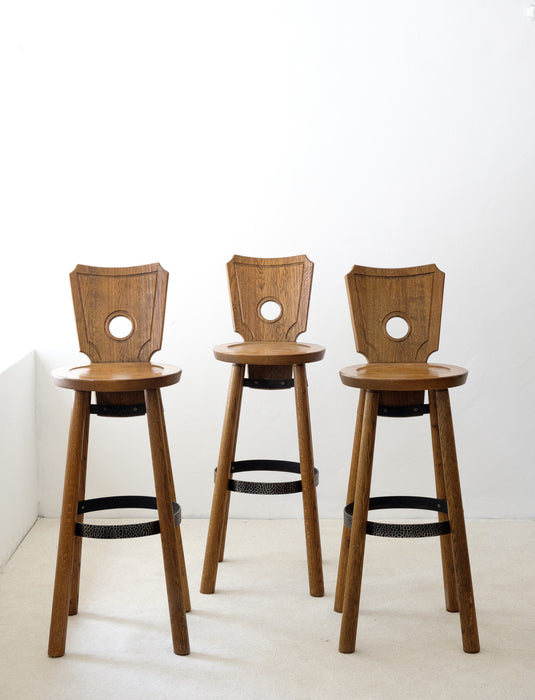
0;353;37;567
2;2;535;520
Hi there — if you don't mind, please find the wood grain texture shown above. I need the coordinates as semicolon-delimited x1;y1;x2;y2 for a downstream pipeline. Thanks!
294;364;324;597
48;391;91;657
339;362;467;391
339;391;379;653
203;255;325;597
345;264;444;363
146;389;189;655
49;263;189;657
201;363;245;594
214;341;325;365
70;263;168;362
227;254;313;341
435;390;479;653
52;362;181;392
337;264;478;654
334;389;365;613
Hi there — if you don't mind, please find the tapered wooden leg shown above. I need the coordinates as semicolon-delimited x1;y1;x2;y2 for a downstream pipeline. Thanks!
294;364;324;597
435;390;479;653
335;390;365;612
68;400;90;616
201;363;245;594
429;391;458;612
146;389;190;656
217;387;242;563
48;390;91;657
339;390;379;653
155;390;191;613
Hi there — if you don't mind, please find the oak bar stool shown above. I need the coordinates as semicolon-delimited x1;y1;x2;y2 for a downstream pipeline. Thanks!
201;254;325;597
48;263;190;657
335;264;479;654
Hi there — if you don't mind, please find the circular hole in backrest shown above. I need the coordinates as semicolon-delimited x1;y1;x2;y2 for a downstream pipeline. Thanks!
108;314;134;339
259;299;282;322
385;316;410;340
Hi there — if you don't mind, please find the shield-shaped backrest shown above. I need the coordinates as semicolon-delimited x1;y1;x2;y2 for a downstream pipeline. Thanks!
345;264;445;363
70;263;168;362
227;255;313;341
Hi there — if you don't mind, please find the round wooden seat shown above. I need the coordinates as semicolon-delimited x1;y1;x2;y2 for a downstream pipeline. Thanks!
339;362;467;391
52;362;181;392
213;341;325;365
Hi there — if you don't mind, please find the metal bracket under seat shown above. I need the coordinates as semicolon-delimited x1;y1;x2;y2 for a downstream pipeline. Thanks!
344;495;450;538
75;495;181;539
90;403;147;417
377;403;430;417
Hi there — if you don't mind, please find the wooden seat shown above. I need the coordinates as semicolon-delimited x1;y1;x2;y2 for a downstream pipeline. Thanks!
201;254;325;597
48;263;190;657
335;264;479;654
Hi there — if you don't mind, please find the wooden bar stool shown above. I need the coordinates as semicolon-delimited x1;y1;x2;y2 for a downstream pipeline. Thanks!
201;254;325;597
335;264;479;654
48;263;190;657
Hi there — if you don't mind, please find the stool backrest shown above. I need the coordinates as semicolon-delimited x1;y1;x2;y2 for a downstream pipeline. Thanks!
70;263;168;362
227;254;313;341
345;264;445;363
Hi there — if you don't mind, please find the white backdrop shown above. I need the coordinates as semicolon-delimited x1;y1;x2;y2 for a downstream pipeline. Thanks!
2;1;534;519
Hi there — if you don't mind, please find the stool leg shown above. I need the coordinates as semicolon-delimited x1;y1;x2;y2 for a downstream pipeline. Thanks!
435;389;479;653
339;390;379;653
69;400;90;616
48;390;91;657
335;389;366;612
294;364;324;597
429;391;458;612
201;363;245;594
145;389;190;656
155;390;191;613
217;388;242;563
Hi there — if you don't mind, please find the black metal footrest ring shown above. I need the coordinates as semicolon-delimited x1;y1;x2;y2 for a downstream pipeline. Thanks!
343;496;450;538
214;459;319;495
75;495;181;539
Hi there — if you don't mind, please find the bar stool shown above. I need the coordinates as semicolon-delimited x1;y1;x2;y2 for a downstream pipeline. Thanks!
201;254;325;597
335;264;479;654
48;263;190;657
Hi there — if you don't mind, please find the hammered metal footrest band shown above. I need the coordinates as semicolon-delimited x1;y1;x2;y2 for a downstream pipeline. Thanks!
344;496;450;538
243;378;294;390
214;459;319;495
75;495;181;539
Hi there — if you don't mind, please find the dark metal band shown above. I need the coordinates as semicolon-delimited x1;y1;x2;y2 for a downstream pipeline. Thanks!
344;495;450;538
90;404;146;417
75;495;181;539
243;378;294;390
377;404;430;417
214;459;319;495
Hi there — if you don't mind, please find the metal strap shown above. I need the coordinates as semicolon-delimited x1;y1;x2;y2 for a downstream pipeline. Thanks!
214;459;319;495
75;495;181;539
377;404;430;417
243;378;294;390
344;495;450;538
90;403;146;417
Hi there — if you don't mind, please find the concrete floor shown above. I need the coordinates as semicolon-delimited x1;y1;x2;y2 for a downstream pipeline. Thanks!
1;518;534;699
